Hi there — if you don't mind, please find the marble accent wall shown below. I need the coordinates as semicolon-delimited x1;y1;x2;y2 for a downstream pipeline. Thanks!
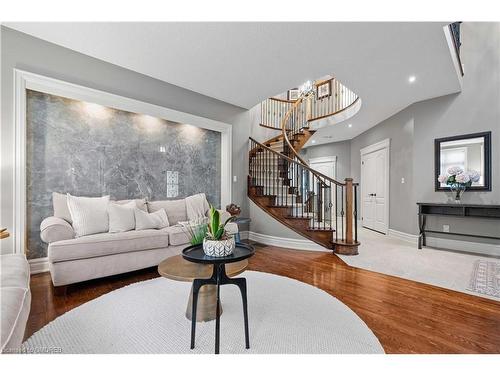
26;90;221;259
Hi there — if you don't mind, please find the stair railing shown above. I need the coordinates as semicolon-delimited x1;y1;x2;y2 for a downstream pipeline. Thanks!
249;137;359;246
309;78;359;122
260;78;359;129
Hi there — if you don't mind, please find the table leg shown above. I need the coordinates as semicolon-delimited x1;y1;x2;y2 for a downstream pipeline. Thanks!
190;279;203;349
190;264;250;353
418;214;427;249
231;278;250;349
215;264;222;354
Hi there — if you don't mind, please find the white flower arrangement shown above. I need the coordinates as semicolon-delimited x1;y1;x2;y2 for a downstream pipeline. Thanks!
439;166;480;202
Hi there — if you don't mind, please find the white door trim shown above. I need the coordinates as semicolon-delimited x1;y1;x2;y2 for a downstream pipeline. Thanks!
360;138;390;234
308;156;337;179
308;156;337;164
360;138;391;156
13;69;232;255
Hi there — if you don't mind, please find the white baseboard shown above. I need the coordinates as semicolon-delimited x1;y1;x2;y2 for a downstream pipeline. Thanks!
387;229;500;257
245;231;329;252
387;229;419;245
29;257;49;274
425;237;500;257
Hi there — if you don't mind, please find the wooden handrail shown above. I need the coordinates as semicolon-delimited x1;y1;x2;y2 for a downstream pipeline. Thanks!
269;97;296;103
261;78;359;130
308;97;360;122
249;137;347;187
281;97;309;166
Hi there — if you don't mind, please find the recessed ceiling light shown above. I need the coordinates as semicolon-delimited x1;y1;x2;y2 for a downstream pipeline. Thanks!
348;124;352;128
408;75;416;83
311;140;316;144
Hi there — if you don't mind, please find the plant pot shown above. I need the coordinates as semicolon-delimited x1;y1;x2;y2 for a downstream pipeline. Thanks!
202;236;235;257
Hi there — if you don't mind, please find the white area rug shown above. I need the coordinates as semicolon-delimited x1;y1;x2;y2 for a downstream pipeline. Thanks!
468;260;500;298
23;271;383;354
339;228;500;301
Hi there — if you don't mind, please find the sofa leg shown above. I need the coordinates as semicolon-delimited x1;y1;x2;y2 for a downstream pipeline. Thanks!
53;285;67;296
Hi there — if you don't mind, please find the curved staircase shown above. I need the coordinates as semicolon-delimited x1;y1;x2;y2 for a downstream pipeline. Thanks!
248;78;360;254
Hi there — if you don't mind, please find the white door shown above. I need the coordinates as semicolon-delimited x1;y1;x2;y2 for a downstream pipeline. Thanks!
361;144;389;234
309;157;336;224
309;158;336;180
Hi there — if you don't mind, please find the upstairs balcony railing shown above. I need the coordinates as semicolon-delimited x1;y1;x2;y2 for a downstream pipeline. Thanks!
449;22;464;76
260;77;359;130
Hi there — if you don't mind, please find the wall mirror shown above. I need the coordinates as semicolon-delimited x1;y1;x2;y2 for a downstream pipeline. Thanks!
435;131;491;191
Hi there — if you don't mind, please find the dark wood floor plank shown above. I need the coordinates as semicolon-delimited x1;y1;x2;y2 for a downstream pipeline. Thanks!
25;243;500;353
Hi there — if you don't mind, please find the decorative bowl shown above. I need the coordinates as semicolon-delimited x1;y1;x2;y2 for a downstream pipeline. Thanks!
202;236;235;257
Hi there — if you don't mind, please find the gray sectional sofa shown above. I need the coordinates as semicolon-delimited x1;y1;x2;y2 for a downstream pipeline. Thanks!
40;196;237;288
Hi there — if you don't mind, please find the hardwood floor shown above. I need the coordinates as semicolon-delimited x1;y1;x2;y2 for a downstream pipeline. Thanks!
26;243;500;353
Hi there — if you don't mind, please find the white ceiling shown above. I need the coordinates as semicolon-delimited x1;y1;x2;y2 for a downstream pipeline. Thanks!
5;22;461;143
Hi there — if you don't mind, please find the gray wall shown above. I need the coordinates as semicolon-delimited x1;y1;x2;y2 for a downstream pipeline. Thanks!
0;26;249;254
410;22;500;241
350;107;416;234
301;141;351;182
254;22;500;243
26;90;222;259
2;23;499;251
332;23;500;240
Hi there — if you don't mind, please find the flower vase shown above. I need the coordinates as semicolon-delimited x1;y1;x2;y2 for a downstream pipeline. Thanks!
451;187;465;204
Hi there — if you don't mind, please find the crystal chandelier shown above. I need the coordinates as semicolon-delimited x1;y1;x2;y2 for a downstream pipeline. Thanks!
299;80;315;98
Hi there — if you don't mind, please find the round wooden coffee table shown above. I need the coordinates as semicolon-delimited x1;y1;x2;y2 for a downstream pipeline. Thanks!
158;255;248;322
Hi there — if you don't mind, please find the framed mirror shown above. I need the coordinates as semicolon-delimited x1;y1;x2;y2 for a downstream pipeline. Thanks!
435;131;491;191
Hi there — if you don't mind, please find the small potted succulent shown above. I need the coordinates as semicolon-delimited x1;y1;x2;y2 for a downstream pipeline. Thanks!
438;166;480;203
203;205;236;257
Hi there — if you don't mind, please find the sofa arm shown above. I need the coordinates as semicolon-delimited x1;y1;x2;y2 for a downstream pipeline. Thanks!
40;217;75;244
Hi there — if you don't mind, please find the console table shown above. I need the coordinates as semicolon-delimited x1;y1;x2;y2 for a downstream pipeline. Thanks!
417;203;500;249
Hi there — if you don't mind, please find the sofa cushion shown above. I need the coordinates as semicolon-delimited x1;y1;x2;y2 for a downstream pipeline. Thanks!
1;288;31;353
0;254;30;289
53;192;73;224
114;198;147;212
40;216;75;243
48;230;169;263
135;208;169;230
225;222;239;235
67;194;110;237
165;225;191;246
148;199;187;225
108;201;136;233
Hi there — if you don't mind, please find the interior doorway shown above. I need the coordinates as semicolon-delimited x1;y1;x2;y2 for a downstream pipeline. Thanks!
360;139;390;234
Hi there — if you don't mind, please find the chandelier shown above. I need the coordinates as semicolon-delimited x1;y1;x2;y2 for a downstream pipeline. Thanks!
298;80;315;98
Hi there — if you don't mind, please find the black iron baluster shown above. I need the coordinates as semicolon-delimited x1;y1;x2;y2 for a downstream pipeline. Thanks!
341;186;344;241
354;184;358;243
335;185;338;242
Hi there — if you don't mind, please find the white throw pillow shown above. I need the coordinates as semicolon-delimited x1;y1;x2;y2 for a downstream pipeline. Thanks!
67;194;110;237
53;192;73;224
135;208;169;230
108;201;136;233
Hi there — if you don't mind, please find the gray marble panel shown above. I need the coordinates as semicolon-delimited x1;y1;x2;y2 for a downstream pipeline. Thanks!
26;90;221;259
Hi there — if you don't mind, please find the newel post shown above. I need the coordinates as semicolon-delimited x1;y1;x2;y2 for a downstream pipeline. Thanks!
344;178;354;244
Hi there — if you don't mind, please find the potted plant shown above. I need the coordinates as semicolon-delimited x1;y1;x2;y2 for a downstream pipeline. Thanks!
203;205;236;257
438;166;480;203
180;217;208;246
